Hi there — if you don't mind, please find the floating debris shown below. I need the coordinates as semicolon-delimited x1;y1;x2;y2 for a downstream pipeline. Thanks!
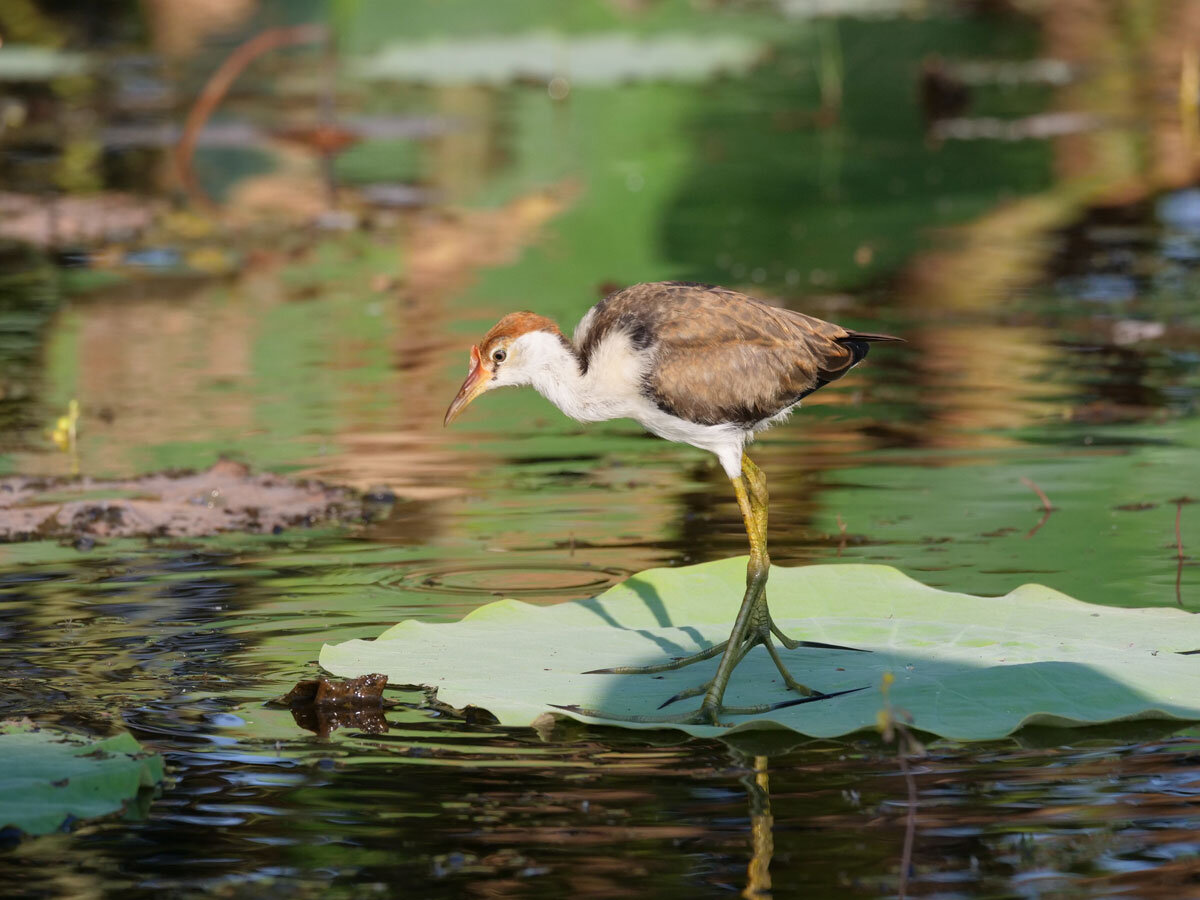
271;674;393;737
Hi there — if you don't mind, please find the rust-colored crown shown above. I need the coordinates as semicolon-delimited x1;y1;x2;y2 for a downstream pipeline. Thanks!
479;312;563;353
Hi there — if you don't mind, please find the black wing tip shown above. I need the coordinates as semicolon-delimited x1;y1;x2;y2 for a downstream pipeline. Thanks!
843;331;905;343
837;332;903;368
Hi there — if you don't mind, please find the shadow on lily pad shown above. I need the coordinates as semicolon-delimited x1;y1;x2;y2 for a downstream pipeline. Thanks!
320;559;1200;742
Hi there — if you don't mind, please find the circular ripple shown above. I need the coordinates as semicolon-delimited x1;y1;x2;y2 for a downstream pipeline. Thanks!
394;563;629;597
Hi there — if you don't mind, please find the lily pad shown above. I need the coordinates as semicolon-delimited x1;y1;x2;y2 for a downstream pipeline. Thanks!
319;559;1200;741
0;721;165;838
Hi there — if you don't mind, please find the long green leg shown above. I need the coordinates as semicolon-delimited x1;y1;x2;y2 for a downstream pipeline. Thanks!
567;453;868;726
742;455;796;648
652;465;821;716
747;455;866;656
583;461;764;680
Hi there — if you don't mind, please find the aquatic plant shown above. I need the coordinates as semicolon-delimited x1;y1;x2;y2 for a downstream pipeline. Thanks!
48;397;79;474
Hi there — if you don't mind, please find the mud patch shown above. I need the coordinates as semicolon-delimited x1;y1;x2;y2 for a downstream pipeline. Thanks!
0;458;360;543
0;192;162;249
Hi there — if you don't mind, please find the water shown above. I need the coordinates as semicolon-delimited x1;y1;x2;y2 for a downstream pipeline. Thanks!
2;1;1200;896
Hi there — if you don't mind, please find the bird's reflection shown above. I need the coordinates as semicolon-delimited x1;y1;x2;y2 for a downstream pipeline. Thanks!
737;753;774;899
731;745;918;900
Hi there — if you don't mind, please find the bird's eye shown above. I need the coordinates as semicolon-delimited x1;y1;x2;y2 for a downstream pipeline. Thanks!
492;349;506;364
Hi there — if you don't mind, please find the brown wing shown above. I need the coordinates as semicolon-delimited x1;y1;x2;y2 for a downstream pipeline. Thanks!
578;282;896;427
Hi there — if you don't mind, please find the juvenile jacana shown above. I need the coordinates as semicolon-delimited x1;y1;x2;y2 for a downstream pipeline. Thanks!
444;281;901;725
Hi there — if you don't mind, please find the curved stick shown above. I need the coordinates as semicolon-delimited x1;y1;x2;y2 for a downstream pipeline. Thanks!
174;23;328;207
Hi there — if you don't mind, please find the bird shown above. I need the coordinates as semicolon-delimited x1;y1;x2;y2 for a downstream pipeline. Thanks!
443;281;901;725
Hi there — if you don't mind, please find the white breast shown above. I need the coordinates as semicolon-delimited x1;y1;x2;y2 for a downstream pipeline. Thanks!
583;331;750;477
524;327;750;479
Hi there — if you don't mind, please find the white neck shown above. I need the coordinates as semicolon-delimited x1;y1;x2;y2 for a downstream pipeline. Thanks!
502;328;748;478
506;330;641;423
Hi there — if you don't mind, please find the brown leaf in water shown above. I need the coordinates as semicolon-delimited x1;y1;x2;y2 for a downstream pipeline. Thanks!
274;673;390;708
271;674;392;738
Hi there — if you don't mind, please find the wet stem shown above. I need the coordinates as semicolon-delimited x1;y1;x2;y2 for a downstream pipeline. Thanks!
895;725;920;900
1173;496;1195;608
878;672;923;900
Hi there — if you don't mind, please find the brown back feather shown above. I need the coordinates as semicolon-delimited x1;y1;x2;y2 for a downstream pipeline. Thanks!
577;282;898;426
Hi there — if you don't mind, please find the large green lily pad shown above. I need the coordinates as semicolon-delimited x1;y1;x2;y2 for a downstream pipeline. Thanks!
320;559;1200;740
1;721;165;837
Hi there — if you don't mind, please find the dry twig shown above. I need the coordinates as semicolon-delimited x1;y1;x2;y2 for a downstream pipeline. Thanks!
1172;497;1194;607
175;24;328;207
878;672;925;899
1020;476;1055;539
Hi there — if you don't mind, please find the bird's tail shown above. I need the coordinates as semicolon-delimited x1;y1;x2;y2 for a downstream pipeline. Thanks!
837;331;904;367
842;330;904;343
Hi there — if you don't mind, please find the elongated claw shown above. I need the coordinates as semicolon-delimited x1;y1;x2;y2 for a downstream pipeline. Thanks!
657;681;709;709
748;685;870;712
550;703;733;727
769;619;869;654
583;639;728;675
550;687;868;727
716;685;871;716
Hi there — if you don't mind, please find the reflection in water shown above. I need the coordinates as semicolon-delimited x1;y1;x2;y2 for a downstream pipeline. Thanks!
741;754;774;900
272;673;392;738
395;562;627;596
1;539;1199;897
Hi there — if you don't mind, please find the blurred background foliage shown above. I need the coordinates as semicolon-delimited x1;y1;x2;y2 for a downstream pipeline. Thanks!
0;0;1196;610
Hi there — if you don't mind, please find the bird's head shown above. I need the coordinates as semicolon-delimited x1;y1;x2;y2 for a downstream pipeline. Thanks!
443;312;566;426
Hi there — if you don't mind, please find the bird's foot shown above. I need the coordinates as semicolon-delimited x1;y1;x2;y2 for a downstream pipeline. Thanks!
575;625;869;725
654;626;817;709
581;620;868;679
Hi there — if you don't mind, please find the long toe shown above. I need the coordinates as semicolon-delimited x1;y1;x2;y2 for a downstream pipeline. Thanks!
551;686;868;727
657;680;712;709
582;640;729;675
761;635;818;696
769;619;869;653
749;685;870;713
548;703;731;728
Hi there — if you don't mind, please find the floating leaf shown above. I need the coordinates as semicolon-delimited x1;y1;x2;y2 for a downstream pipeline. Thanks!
320;559;1200;741
0;721;165;838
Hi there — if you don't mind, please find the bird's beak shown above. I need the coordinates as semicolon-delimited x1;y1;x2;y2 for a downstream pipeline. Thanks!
443;345;491;426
